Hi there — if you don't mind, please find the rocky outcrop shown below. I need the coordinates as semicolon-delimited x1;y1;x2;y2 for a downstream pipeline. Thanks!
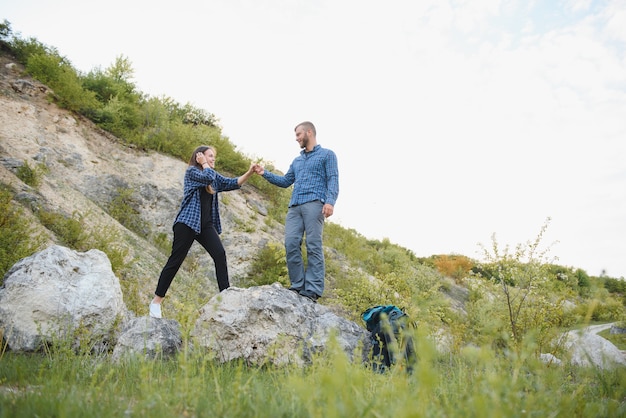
192;284;369;366
0;246;370;368
0;245;126;351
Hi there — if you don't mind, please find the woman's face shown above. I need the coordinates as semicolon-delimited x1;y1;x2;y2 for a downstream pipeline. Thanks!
204;149;216;168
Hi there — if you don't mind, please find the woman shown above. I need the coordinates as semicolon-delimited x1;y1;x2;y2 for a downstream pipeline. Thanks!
149;145;255;318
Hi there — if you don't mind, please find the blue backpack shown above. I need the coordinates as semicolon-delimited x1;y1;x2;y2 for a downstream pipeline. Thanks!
361;305;416;373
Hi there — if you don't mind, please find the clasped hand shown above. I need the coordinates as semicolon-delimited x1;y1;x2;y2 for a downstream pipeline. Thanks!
251;163;264;175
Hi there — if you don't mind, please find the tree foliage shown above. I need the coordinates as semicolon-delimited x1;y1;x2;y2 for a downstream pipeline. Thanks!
475;219;560;348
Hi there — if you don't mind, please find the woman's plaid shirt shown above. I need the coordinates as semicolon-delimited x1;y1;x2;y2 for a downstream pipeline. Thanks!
174;166;240;234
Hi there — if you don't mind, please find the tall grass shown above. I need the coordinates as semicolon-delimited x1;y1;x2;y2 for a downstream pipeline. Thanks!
1;331;624;418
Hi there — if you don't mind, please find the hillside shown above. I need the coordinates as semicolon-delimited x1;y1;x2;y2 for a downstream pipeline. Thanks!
2;37;625;346
0;53;286;315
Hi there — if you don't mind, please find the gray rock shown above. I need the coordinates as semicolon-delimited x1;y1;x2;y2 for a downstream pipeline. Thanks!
192;283;369;366
564;325;626;369
246;198;268;216
610;325;626;334
539;353;562;366
0;156;24;171
11;79;35;94
111;316;182;361
0;245;126;351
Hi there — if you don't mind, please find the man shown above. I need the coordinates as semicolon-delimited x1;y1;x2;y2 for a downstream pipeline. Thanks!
255;121;339;302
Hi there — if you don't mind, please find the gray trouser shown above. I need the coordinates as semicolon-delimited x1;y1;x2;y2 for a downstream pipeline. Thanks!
284;200;325;296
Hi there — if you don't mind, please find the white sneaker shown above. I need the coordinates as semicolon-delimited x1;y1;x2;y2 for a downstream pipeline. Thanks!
149;302;162;319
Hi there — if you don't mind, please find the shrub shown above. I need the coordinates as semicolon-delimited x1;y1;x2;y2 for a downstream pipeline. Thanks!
7;35;49;64
97;95;142;139
106;187;149;236
0;185;45;282
89;228;130;276
16;160;47;187
26;51;100;114
474;219;563;350
333;272;388;322
433;254;475;282
243;242;288;287
36;209;89;250
590;298;624;322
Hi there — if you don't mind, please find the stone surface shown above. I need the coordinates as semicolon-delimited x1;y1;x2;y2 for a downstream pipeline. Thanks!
564;324;626;369
0;245;126;351
192;283;369;366
111;316;182;361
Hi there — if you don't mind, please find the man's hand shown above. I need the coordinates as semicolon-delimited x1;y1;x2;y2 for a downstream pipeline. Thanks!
322;203;334;218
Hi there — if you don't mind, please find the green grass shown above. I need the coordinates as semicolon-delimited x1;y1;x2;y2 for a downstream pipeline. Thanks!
1;333;625;418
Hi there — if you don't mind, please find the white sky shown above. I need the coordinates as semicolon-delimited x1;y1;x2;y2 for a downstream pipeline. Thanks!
3;0;626;278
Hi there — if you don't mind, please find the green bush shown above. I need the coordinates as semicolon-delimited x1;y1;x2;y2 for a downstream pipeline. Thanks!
26;51;100;113
0;185;45;282
107;187;149;236
470;219;570;350
89;228;130;276
16;160;47;187
590;298;624;322
97;95;142;139
36;209;89;250
332;273;388;322
243;242;288;287
7;34;49;64
604;277;626;294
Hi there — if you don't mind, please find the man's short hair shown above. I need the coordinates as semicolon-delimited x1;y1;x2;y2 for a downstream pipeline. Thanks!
295;121;316;136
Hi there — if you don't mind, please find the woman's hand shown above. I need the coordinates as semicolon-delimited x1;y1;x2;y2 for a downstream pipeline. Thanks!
196;152;208;166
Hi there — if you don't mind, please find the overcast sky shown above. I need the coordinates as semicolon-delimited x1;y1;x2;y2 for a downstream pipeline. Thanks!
4;0;626;278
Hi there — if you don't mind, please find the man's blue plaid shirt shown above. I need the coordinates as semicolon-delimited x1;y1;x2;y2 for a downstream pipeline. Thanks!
174;166;240;234
262;144;339;207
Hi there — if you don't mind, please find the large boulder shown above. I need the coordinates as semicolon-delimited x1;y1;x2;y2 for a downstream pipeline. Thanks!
0;245;126;351
564;327;626;369
192;284;369;366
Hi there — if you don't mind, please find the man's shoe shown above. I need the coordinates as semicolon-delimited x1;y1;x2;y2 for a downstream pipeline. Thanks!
299;291;319;303
149;302;162;318
288;287;301;294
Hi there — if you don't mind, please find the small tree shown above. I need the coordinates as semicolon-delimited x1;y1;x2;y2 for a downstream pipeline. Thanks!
477;218;558;347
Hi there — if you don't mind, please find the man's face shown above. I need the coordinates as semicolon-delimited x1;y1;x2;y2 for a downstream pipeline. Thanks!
295;126;309;149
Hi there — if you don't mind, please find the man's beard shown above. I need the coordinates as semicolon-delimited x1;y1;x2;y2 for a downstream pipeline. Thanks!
300;133;309;149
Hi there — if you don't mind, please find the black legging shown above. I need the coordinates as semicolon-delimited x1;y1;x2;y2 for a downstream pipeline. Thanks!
155;222;229;297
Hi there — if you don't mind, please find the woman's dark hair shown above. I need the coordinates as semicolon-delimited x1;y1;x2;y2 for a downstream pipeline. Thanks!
188;145;216;168
189;145;216;194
